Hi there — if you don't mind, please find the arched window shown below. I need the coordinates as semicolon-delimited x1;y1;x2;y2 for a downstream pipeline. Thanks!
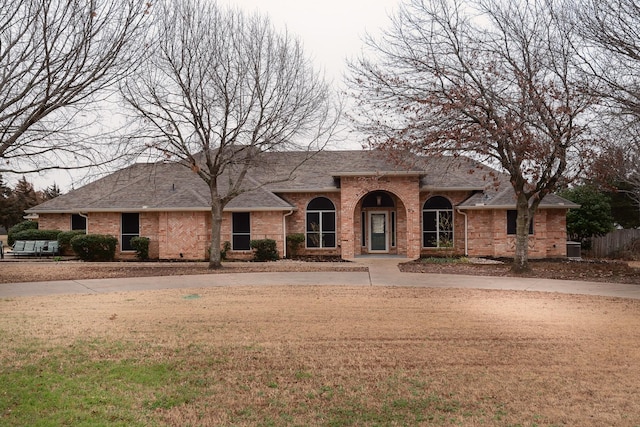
422;196;453;248
306;197;336;248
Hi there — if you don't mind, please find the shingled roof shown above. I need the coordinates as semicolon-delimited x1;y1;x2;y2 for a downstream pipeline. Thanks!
27;149;575;213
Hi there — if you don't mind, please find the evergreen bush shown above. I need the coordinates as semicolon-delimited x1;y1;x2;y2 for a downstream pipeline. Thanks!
130;236;150;260
250;239;279;261
7;221;37;245
11;229;60;242
286;233;305;258
58;230;86;254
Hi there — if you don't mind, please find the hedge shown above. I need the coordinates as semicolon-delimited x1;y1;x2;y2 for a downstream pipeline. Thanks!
70;234;118;261
58;230;86;254
7;221;38;245
11;229;61;243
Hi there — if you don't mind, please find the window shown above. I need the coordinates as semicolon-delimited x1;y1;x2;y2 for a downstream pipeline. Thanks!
306;197;336;248
121;213;139;251
71;214;87;231
232;212;251;250
507;210;534;235
422;196;453;248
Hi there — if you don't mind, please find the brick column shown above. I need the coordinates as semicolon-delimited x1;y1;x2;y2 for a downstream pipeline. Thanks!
340;181;358;259
405;205;421;259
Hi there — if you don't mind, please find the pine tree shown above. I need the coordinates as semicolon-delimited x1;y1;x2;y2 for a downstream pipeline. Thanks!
0;174;12;231
3;177;40;229
42;183;62;200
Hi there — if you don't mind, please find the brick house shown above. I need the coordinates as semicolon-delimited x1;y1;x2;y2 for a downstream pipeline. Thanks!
28;150;578;260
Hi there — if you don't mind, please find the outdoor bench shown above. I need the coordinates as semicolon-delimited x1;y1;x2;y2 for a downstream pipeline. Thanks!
8;240;59;257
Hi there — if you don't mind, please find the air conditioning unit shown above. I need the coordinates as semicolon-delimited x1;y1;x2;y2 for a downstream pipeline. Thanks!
566;241;581;259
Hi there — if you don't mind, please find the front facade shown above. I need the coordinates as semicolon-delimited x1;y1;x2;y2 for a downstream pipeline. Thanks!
30;150;578;260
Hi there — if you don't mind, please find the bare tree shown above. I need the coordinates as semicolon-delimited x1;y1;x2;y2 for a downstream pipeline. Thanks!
570;0;640;219
572;0;640;116
348;0;597;271
0;0;152;175
121;0;339;269
590;136;640;220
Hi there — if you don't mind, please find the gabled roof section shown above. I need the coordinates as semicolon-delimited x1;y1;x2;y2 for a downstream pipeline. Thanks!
28;160;296;214
457;187;580;209
255;150;505;192
254;150;422;192
417;156;509;190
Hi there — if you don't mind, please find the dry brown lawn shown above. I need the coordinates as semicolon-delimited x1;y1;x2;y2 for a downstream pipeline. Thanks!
2;285;639;426
0;260;365;284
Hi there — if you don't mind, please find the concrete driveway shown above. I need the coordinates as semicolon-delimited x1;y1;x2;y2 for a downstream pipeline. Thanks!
0;258;639;299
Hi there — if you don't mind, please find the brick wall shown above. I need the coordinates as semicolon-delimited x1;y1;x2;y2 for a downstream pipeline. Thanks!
157;211;209;260
221;210;286;260
38;213;71;231
141;212;160;259
71;212;129;259
39;211;206;260
278;192;341;257
465;208;569;258
35;198;570;261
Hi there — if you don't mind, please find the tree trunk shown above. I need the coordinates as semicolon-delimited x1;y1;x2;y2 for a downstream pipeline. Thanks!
208;200;224;269
513;194;532;273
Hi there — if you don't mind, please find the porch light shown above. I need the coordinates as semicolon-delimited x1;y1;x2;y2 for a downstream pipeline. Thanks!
376;195;382;206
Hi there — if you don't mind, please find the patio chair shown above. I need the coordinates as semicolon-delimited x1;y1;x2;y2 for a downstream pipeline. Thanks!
40;241;60;257
10;240;26;256
34;240;47;256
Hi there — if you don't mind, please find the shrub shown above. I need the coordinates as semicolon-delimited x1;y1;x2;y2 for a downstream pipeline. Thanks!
11;229;61;242
220;241;231;260
286;233;305;258
130;236;150;260
250;239;279;262
58;230;86;254
8;221;38;245
70;234;118;261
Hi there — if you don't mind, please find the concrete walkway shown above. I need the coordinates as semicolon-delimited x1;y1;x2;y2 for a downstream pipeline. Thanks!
1;258;639;299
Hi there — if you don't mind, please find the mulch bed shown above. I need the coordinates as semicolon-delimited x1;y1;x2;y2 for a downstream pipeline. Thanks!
0;259;366;284
399;258;640;285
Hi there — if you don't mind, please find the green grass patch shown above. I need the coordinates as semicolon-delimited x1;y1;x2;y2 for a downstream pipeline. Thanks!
0;339;209;426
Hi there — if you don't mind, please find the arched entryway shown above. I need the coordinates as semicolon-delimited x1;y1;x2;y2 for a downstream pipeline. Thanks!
355;190;406;255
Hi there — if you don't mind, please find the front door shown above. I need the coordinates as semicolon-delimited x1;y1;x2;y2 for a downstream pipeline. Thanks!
369;212;387;252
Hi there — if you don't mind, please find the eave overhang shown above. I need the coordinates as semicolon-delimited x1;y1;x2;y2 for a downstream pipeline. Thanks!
456;203;581;210
28;206;297;214
331;171;425;177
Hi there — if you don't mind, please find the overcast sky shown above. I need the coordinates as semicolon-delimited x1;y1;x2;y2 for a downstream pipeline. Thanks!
23;0;400;191
222;0;399;83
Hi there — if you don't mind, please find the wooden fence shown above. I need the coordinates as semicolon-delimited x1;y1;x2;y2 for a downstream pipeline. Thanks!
590;229;640;258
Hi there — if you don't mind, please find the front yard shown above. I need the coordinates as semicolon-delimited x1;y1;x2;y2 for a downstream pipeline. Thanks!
1;286;639;426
